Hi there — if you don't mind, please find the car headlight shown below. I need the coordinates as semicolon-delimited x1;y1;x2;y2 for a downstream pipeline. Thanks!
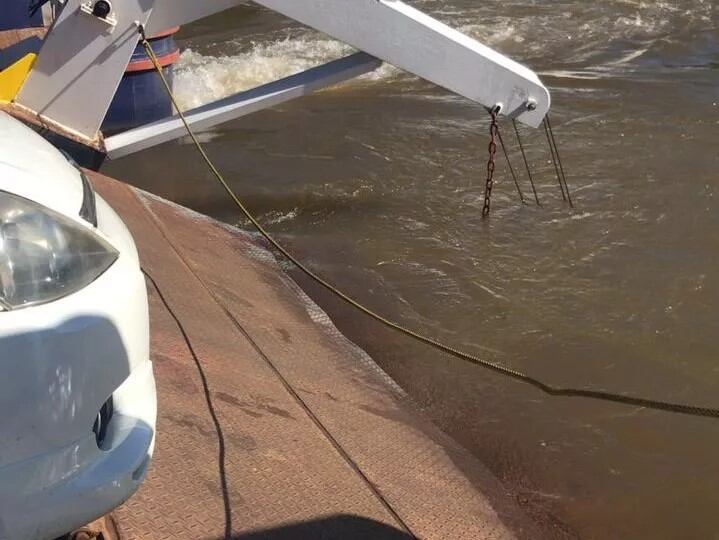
0;191;118;310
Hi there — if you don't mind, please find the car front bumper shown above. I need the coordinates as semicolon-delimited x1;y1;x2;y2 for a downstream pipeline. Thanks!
0;194;156;540
0;360;156;540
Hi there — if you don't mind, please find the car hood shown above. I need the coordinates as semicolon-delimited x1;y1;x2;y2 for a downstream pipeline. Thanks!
0;111;84;221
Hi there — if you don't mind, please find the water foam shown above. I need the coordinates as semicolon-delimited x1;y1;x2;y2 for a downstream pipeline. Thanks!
174;35;397;111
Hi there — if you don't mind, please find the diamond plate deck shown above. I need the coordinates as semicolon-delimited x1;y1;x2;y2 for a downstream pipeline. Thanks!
87;171;541;540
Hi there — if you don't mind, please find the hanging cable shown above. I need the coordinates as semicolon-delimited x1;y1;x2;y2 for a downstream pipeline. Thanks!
543;118;568;202
545;114;574;207
512;119;541;206
137;26;719;420
496;123;526;205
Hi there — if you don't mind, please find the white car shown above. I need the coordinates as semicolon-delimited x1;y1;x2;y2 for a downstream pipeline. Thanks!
0;112;156;540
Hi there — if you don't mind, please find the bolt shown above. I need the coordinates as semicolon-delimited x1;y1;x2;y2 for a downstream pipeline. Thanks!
526;99;537;111
92;0;112;19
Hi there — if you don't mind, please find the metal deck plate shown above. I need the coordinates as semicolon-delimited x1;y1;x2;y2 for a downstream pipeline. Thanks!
88;172;540;539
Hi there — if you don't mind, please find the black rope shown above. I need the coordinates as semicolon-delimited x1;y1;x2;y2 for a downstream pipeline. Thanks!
545;114;574;207
512;119;541;206
141;269;233;539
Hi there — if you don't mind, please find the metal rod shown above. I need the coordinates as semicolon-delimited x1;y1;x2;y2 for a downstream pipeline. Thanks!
543;118;567;201
512;119;541;206
496;125;526;204
545;114;574;207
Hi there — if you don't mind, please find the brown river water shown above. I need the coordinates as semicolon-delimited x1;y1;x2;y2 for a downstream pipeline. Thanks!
104;1;719;538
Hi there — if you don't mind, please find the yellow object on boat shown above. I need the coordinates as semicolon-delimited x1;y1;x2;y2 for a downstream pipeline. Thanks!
0;53;37;103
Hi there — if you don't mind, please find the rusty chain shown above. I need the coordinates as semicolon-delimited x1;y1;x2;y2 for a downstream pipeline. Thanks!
482;108;500;217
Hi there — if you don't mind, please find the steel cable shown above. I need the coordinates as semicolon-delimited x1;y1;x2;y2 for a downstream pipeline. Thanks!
495;123;526;205
545;115;574;207
511;119;541;206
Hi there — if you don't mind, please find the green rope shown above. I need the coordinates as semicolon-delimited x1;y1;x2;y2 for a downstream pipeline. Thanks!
138;27;719;420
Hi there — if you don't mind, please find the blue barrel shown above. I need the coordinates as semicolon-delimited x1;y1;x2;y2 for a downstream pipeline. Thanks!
0;2;43;31
102;28;181;134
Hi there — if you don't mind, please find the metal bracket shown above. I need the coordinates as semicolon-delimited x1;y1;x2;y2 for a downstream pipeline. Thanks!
16;0;156;140
79;1;118;31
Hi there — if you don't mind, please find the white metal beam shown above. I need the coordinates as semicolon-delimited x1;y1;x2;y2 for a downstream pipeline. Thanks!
16;0;550;144
16;0;157;140
105;52;382;159
253;0;550;126
146;0;551;125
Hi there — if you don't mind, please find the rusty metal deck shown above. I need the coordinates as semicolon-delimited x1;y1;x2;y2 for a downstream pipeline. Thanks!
86;172;540;540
